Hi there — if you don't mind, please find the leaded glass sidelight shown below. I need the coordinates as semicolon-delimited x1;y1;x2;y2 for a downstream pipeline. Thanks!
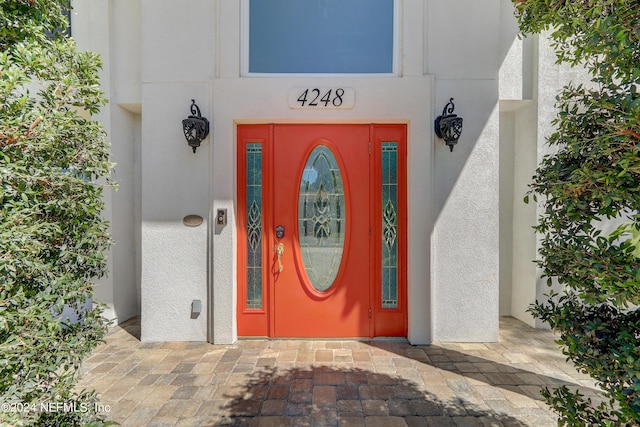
298;145;345;292
382;142;398;309
246;143;263;309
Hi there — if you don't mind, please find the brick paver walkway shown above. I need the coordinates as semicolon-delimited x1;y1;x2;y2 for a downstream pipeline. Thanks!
77;317;602;426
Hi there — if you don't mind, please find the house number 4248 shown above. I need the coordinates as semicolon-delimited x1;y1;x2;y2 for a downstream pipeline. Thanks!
289;87;355;109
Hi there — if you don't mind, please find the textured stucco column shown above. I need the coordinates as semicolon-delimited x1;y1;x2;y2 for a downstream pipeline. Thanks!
427;0;501;342
432;90;500;342
139;83;211;341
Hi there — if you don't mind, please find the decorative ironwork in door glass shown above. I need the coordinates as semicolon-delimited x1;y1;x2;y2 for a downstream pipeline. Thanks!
382;142;398;308
298;145;345;292
246;143;263;309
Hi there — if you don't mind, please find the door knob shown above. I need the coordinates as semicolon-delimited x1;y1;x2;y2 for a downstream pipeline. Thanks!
276;242;285;273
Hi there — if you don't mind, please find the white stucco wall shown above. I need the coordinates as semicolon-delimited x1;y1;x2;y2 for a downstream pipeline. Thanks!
141;223;208;341
427;0;501;342
510;101;538;326
136;0;215;341
497;0;537;325
112;0;141;111
431;93;500;341
527;34;595;328
72;0;141;324
500;21;595;328
139;82;211;341
71;0;557;344
499;109;515;316
108;108;142;322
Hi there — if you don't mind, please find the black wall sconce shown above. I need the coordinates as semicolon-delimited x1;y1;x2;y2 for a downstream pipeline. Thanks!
182;99;210;153
434;98;463;152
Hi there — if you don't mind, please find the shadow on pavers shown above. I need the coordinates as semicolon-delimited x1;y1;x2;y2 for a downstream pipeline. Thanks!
363;333;603;407
217;366;530;426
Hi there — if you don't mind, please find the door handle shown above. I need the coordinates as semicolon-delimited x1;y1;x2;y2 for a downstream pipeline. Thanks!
276;242;285;273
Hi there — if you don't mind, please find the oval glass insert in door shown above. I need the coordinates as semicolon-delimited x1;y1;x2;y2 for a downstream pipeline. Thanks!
298;145;346;292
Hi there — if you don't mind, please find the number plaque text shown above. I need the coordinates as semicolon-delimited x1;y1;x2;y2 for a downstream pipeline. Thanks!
289;87;355;109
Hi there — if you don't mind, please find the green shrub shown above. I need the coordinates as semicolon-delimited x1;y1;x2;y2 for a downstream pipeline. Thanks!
514;1;640;425
1;1;114;425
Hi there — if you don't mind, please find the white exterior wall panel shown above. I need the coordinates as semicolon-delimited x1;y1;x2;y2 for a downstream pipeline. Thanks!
68;0;570;344
428;0;501;341
140;82;211;341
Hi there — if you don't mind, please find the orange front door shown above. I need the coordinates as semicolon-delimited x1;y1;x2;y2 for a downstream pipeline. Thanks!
272;125;370;337
237;124;407;338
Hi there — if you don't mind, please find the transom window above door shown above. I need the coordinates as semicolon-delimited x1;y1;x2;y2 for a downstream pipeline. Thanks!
243;0;396;75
